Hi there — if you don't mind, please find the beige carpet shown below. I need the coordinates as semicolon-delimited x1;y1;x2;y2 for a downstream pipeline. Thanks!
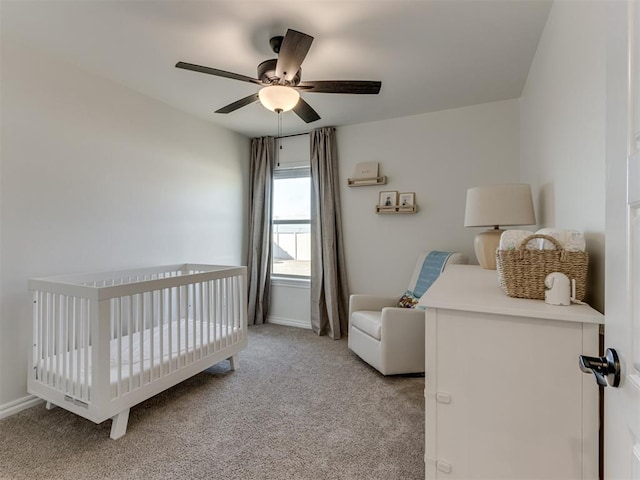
0;324;425;480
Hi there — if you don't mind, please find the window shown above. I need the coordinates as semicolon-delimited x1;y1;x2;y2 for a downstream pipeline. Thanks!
272;167;311;278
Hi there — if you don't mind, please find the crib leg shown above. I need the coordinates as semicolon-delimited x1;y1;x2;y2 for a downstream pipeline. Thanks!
228;354;238;371
45;401;57;410
110;408;130;440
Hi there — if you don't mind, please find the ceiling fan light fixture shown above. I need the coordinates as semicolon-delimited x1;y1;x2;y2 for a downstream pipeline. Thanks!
258;85;300;113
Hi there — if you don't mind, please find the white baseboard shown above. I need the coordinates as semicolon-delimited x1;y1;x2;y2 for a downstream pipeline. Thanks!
268;316;312;330
0;395;44;420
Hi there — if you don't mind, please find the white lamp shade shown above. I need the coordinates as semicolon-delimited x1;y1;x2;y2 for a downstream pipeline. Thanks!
464;184;535;228
258;86;300;112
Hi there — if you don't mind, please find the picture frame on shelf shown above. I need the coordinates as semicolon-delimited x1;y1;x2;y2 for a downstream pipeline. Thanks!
399;192;415;208
379;191;398;207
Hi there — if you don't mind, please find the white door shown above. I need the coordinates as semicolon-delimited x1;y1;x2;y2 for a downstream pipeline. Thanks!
604;1;640;478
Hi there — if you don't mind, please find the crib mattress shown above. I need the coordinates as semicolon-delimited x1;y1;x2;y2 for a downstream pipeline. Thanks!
36;318;238;399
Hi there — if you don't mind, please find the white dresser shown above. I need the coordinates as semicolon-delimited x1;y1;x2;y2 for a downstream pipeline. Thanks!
419;265;603;480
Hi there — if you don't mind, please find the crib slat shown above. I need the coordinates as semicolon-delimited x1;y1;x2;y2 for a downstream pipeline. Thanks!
211;280;220;351
189;283;198;362
235;275;241;341
168;288;173;374
237;276;242;341
208;281;213;351
221;280;227;347
128;295;133;394
241;273;247;342
55;295;60;390
43;293;48;386
37;292;42;383
234;276;239;342
233;276;238;343
150;291;155;383
83;298;90;402
217;280;222;349
177;286;182;368
50;293;55;386
226;277;231;348
62;295;68;393
77;297;83;397
233;277;239;343
197;283;201;360
229;277;234;346
205;281;211;357
218;280;222;348
56;295;62;389
138;294;144;387
116;297;122;398
225;277;231;349
232;277;237;343
183;284;188;366
75;297;81;398
200;282;205;356
159;288;164;378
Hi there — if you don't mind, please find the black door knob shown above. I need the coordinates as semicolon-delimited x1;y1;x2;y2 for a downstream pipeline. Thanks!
579;348;621;387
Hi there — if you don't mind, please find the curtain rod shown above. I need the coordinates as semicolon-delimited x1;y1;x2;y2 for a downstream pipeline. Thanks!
278;132;309;139
277;127;336;139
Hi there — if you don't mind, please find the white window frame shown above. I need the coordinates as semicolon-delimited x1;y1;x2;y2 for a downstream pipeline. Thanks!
271;166;311;283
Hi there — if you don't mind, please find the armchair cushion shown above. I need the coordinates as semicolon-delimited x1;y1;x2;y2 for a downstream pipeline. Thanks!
351;311;383;340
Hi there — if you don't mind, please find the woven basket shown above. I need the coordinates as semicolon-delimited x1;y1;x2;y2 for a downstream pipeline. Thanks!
496;234;588;300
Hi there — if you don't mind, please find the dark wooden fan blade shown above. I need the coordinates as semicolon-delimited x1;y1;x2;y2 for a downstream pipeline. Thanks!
176;61;262;85
296;80;382;94
275;29;314;83
293;97;321;123
215;93;260;114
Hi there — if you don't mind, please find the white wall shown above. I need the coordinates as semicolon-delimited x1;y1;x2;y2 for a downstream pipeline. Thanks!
519;0;606;312
269;278;312;329
338;99;521;296
0;40;249;411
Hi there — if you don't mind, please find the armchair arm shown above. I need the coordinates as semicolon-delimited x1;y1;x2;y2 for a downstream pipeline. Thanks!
349;294;399;319
380;307;426;368
380;306;426;327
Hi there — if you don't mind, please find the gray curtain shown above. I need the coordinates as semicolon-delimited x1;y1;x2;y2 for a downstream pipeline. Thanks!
246;136;274;325
310;127;350;339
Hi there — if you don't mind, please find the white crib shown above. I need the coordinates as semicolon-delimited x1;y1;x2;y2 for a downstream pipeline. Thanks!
28;264;247;439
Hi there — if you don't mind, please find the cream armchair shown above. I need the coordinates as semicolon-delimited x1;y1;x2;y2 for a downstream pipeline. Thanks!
348;251;467;375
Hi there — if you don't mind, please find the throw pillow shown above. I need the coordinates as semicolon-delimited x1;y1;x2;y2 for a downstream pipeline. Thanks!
398;290;420;308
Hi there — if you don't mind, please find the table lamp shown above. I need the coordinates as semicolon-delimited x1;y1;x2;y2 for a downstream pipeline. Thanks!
464;184;536;269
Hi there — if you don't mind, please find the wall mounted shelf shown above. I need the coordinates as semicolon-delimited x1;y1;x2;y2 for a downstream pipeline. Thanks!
375;205;418;214
347;176;387;187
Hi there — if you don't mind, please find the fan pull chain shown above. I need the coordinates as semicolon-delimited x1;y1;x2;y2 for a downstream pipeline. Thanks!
277;109;282;167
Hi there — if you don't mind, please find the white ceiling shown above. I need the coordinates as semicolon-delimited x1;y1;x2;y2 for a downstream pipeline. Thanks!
1;0;552;138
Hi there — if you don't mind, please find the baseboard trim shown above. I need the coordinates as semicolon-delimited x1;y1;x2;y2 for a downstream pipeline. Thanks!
0;395;44;420
268;316;312;330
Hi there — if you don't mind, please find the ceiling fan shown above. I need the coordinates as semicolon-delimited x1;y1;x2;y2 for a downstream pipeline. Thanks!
175;28;382;123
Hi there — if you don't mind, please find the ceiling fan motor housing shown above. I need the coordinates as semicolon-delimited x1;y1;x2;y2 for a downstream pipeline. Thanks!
257;59;300;86
269;35;284;54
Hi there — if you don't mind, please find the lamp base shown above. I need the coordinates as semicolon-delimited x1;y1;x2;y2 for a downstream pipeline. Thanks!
474;228;504;270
